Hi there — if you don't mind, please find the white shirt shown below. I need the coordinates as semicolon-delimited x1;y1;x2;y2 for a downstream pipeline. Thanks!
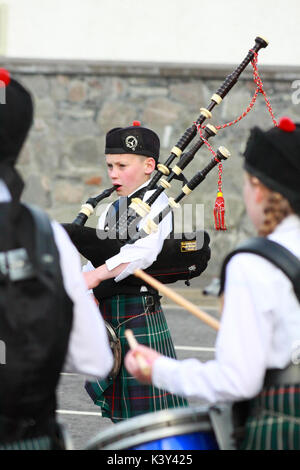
153;215;300;403
0;180;113;379
83;180;172;282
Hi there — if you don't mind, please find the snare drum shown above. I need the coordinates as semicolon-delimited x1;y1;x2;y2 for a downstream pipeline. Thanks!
85;406;219;450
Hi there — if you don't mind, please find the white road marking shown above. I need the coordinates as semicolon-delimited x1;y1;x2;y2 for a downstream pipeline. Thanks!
163;305;217;312
60;373;79;376
60;346;215;379
57;345;215;418
56;409;102;416
175;346;215;352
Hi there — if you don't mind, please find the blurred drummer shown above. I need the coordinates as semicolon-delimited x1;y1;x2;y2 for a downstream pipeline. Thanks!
125;117;300;450
0;72;113;450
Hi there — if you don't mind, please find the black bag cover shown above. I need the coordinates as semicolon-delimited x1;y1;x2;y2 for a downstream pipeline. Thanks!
62;224;210;285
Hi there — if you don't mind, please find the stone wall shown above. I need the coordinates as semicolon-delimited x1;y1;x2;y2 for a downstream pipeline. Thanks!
3;58;300;282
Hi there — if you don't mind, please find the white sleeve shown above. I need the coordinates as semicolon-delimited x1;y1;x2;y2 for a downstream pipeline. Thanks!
82;260;96;295
152;255;274;403
82;260;95;272
51;221;113;378
105;192;172;281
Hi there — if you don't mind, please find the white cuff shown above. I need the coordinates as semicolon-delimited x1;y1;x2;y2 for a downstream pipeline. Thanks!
105;257;142;283
152;356;179;390
105;253;123;271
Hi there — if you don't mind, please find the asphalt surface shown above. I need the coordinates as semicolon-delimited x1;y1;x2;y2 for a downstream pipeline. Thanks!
56;297;220;450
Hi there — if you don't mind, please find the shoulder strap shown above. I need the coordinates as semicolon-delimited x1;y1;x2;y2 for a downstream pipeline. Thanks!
23;203;61;290
219;237;300;303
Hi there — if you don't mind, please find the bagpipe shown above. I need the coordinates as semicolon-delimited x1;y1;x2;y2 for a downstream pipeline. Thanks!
63;36;272;285
63;194;211;285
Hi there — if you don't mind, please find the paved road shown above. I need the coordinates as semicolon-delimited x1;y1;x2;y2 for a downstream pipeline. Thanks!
56;301;219;450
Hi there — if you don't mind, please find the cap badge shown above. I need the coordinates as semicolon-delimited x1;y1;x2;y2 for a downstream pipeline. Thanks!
125;135;138;151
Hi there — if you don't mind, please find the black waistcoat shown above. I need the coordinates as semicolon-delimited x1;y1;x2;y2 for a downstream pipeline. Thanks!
0;203;73;443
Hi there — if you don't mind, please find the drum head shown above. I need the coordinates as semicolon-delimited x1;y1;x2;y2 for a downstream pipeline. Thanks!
85;406;215;450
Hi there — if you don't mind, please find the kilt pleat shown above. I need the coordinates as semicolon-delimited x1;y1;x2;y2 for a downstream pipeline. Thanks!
241;384;300;450
85;294;188;422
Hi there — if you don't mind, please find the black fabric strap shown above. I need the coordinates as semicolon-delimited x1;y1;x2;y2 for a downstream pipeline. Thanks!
264;363;300;387
25;205;56;271
23;204;61;292
219;237;300;303
0;163;24;202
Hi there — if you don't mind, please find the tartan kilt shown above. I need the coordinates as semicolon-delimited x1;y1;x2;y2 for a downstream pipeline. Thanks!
241;384;300;450
85;294;188;422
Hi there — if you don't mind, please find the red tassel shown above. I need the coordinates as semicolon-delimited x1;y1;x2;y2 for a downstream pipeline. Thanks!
214;191;226;230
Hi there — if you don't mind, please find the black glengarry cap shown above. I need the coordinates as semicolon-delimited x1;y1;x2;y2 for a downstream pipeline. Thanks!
243;117;300;211
105;121;160;161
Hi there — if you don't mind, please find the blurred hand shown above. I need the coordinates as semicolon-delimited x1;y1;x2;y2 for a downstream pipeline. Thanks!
83;263;129;290
83;270;101;289
125;344;161;384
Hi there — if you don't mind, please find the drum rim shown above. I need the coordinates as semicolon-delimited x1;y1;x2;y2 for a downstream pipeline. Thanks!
85;406;216;450
104;320;122;380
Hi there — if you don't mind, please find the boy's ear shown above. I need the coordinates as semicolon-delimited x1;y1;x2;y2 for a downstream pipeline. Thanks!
144;157;156;175
255;183;268;204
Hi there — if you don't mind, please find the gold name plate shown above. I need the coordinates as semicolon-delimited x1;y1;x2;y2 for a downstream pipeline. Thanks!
180;240;197;252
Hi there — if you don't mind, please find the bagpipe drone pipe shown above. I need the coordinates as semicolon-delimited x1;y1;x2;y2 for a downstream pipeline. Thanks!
62;150;231;285
63;36;271;286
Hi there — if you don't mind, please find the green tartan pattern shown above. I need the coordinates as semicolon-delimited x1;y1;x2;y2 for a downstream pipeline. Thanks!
241;384;300;450
85;294;188;422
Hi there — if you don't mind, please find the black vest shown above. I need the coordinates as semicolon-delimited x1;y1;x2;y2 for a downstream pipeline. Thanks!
0;203;73;443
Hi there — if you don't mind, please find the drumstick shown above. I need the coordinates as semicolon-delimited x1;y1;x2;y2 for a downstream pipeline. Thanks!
125;329;151;375
134;269;220;331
